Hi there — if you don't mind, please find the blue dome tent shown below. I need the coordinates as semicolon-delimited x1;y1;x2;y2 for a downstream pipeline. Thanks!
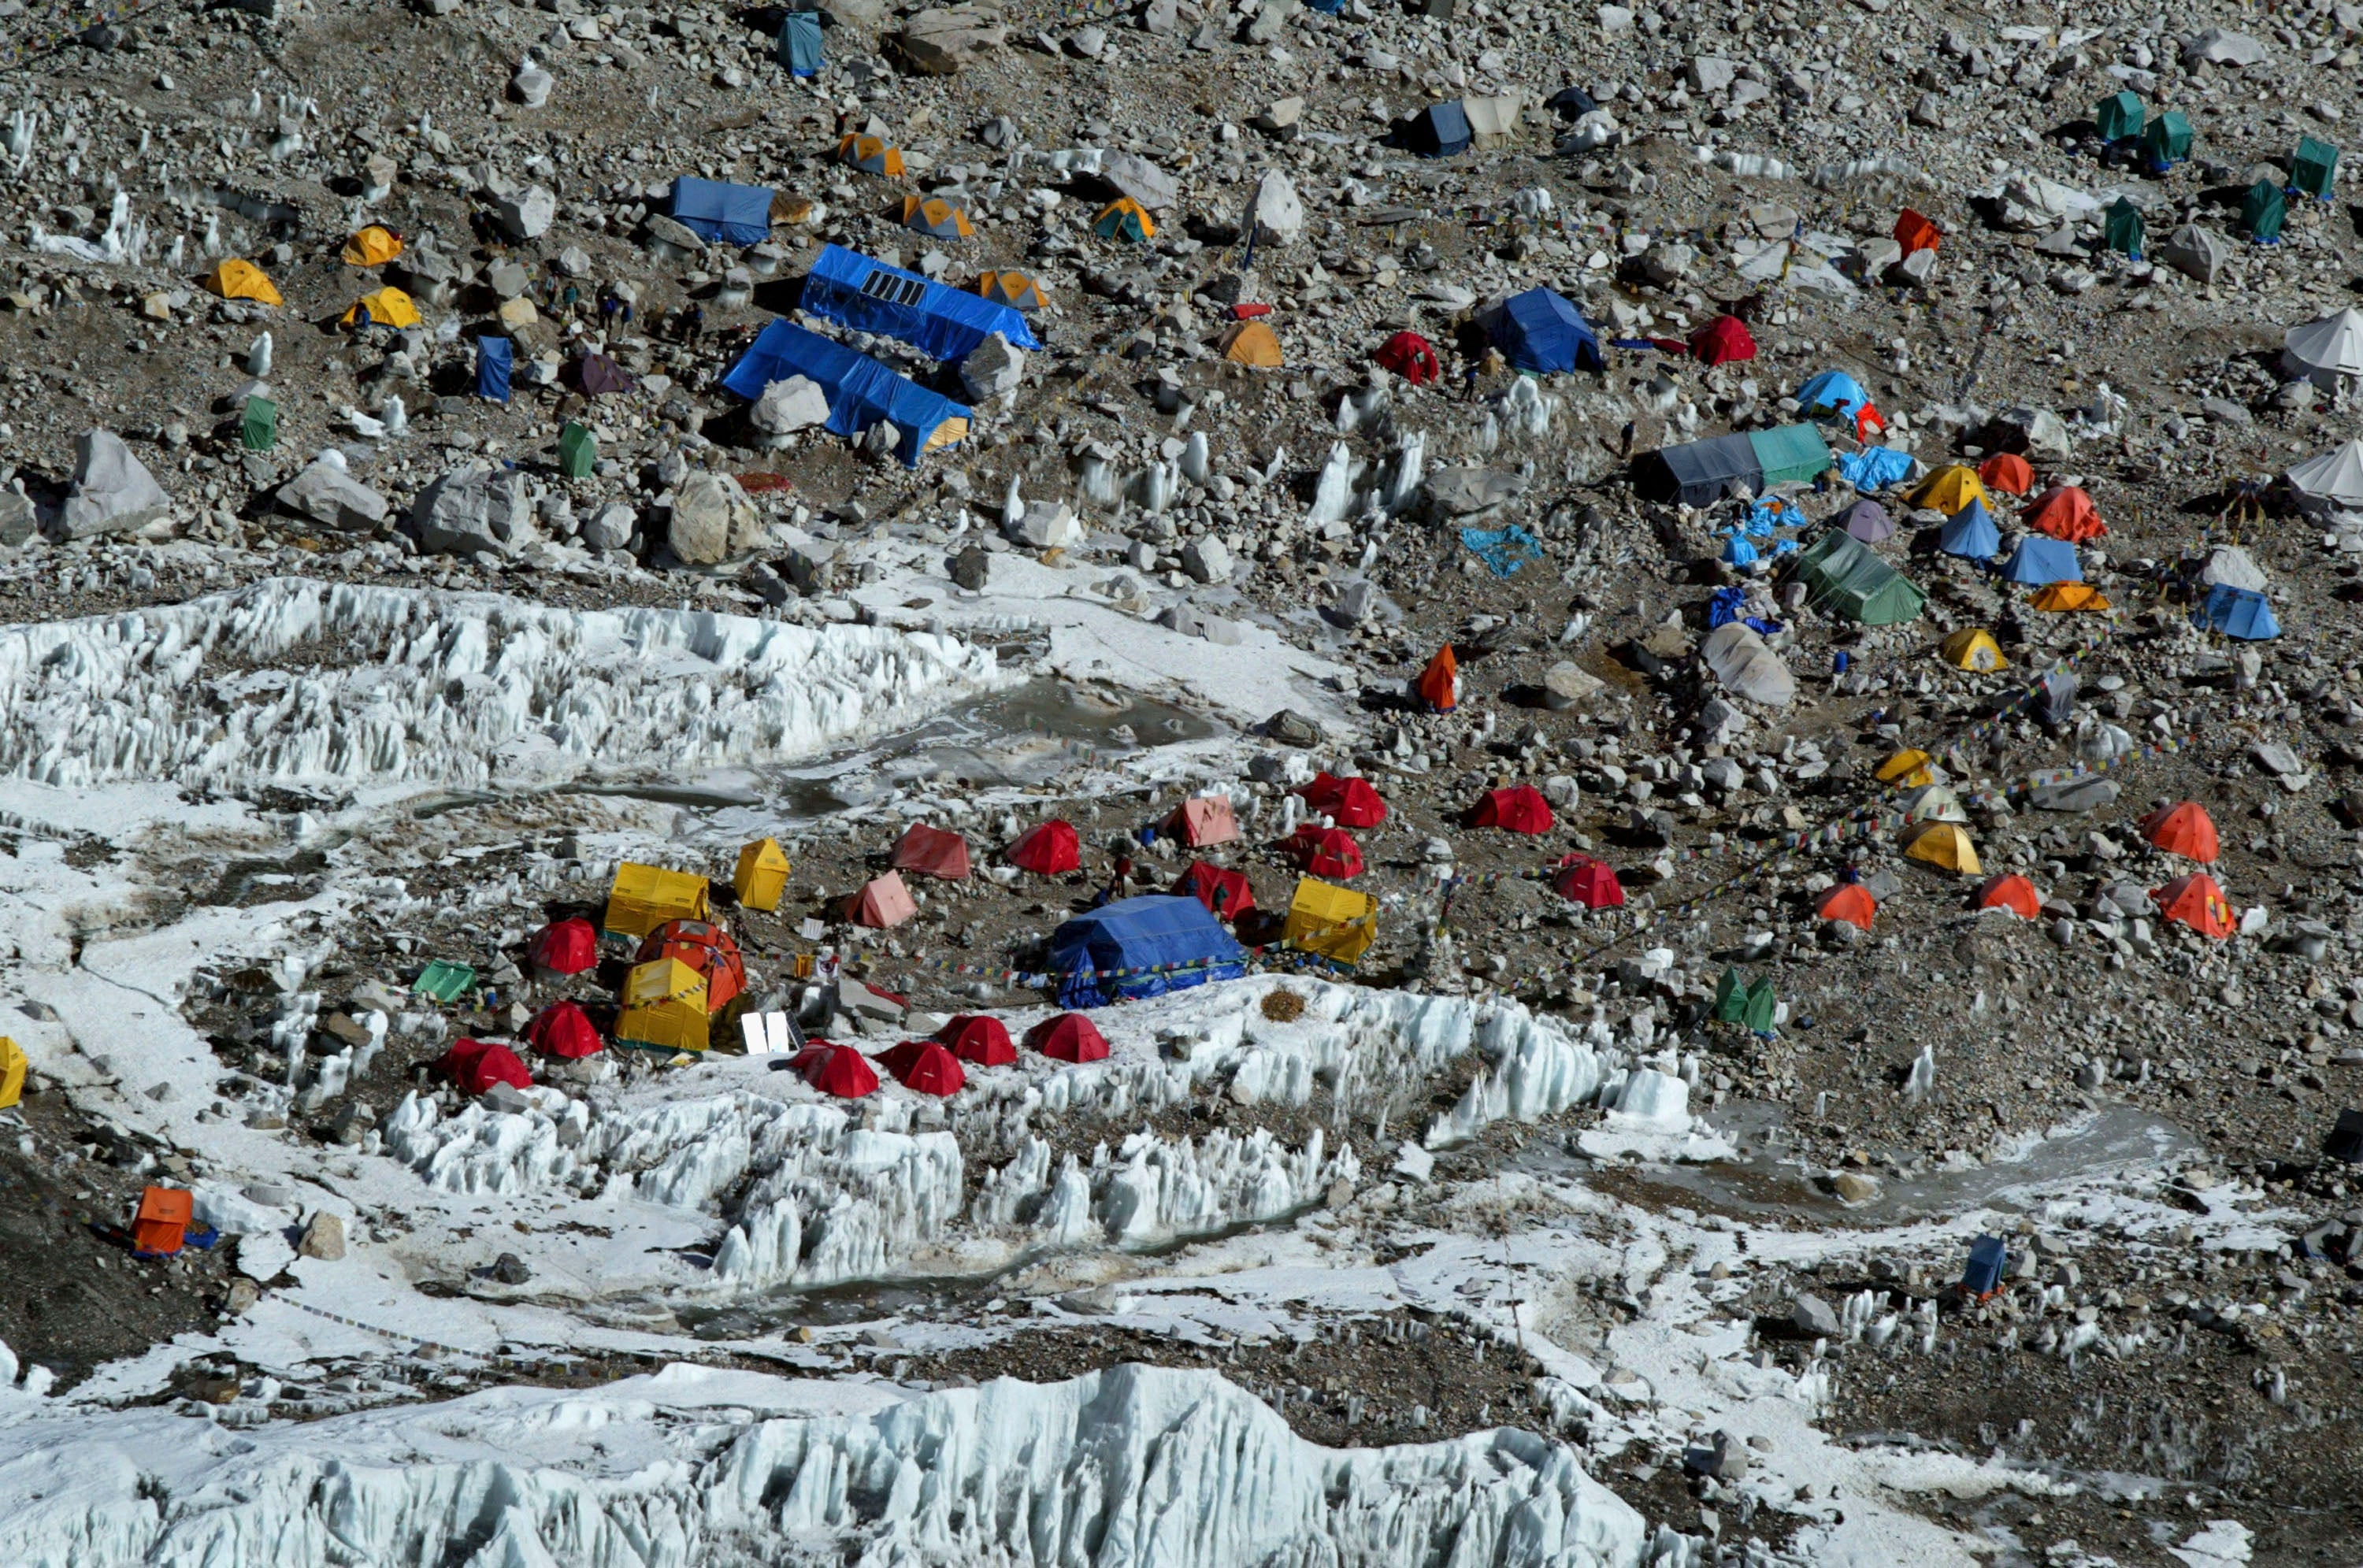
1937;499;2000;558
1999;535;2081;584
1482;288;1603;373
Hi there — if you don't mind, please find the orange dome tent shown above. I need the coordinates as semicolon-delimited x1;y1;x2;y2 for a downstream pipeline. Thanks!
636;919;746;1011
1027;1012;1109;1062
1975;873;2042;919
2031;583;2110;612
2152;873;2235;938
1816;883;1879;930
877;1039;966;1096
2025;484;2105;543
1976;453;2034;495
938;1014;1017;1066
2141;800;2219;862
1417;645;1459;712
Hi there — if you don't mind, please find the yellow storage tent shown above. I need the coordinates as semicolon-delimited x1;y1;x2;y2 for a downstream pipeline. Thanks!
1221;319;1284;367
1283;877;1377;963
343;225;404;267
1875;748;1935;788
1906;465;1990;517
1938;628;2006;671
734;838;791;911
1903;821;1981;876
2031;582;2110;612
342;286;422;329
606;862;711;938
202;259;284;306
0;1036;23;1110
617;958;710;1051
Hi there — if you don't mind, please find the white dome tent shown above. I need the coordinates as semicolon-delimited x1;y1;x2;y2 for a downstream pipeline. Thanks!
2287;437;2363;521
2282;307;2363;391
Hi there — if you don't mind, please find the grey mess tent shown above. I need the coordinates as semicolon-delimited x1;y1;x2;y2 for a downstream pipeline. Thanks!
1788;528;1926;625
1640;432;1762;507
799;243;1041;361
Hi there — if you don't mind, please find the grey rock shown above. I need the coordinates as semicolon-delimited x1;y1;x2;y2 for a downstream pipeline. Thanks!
495;184;556;241
1102;150;1178;210
510;61;555;108
898;6;1007;72
642;213;708;255
1265;708;1322;747
1248;170;1305;242
669;473;762;565
279;457;389;530
2198;396;2252;430
751;375;830;435
1141;0;1178;32
1182;535;1233;584
1245;0;1299;43
1425;466;1526;517
0;485;36;547
1792;1292;1841;1337
951;543;991;589
785;541;840;593
959;332;1027;402
1008;499;1082;549
2031;777;2119;812
57;429;172;539
299;1211;347;1261
1544;660;1605;710
412;464;534;557
581;502;636;551
2183;27;2265;66
489;1251;532;1284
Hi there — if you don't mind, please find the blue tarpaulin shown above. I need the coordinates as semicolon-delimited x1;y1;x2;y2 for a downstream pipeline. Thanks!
1482;288;1604;374
776;10;823;75
2000;535;2082;584
1048;894;1248;1007
2194;584;2281;639
475;335;512;403
1938;499;2000;558
1460;524;1543;576
722;319;971;467
1838;446;1915;492
1797;369;1873;423
801;244;1041;361
1708;585;1782;635
670;176;776;247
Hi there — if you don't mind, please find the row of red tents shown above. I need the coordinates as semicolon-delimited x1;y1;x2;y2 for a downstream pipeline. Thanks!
785;1012;1111;1099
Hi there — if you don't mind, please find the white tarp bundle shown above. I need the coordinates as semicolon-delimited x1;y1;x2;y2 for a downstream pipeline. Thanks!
2283;308;2363;391
1700;623;1797;707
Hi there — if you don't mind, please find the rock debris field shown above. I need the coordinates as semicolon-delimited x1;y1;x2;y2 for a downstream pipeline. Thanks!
0;0;2361;1562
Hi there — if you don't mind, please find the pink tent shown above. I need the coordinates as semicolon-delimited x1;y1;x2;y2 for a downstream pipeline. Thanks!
844;870;918;928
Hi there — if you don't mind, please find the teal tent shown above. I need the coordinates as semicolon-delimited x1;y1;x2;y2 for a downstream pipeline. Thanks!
2094;91;2143;143
2293;135;2339;200
2244;179;2287;242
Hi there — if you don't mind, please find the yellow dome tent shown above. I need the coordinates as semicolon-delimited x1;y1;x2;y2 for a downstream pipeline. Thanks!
1092;197;1156;242
2031;582;2111;612
202;259;283;306
0;1035;23;1110
1220;319;1284;367
1903;820;1981;876
1284;876;1378;963
1938;628;2006;671
605;862;710;938
733;838;791;911
977;270;1048;311
342;225;404;267
617;957;710;1051
1875;748;1936;788
1907;464;1990;517
900;195;974;239
837;134;907;176
342;285;422;329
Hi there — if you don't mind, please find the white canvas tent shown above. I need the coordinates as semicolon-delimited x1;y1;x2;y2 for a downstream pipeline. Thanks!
2283;309;2363;391
2287;438;2363;519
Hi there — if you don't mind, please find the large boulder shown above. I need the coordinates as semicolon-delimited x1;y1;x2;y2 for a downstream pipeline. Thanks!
1247;171;1304;243
959;333;1026;403
57;429;171;539
279;455;389;530
1101;151;1178;210
667;472;763;565
495;184;556;241
0;484;38;547
897;6;1006;73
411;464;534;556
750;376;831;436
581;501;637;551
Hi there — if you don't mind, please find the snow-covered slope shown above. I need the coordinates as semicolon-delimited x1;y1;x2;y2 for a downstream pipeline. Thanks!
0;1363;1647;1568
0;578;1000;791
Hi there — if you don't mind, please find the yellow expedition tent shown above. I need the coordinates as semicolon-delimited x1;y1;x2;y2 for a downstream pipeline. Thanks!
1875;748;1936;788
342;286;422;329
1907;464;1990;517
1283;876;1377;963
617;957;710;1051
1221;319;1283;367
606;862;710;938
202;259;283;306
343;225;404;267
1903;820;1981;876
733;838;791;911
1938;628;2006;671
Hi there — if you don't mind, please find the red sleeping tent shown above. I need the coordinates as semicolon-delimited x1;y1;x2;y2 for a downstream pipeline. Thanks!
892;821;974;880
877;1039;966;1096
1473;785;1555;834
1975;873;2042;918
1689;314;1756;366
1284;825;1365;879
1550;855;1623;909
938;1014;1016;1066
525;999;603;1059
1175;860;1255;920
1373;329;1443;385
1028;1012;1109;1062
2024;484;2105;543
441;1037;532;1095
789;1041;880;1098
1007;820;1081;875
529;917;598;976
1296;772;1388;828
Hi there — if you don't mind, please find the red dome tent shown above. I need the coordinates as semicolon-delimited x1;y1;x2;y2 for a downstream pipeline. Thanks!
1007;820;1082;875
1373;330;1443;385
2024;484;2105;543
1295;773;1388;828
938;1014;1016;1066
892;821;973;880
1690;314;1757;366
1027;1012;1110;1062
529;917;598;977
526;1000;603;1059
1175;860;1255;920
1975;873;2042;918
1816;883;1879;930
1471;785;1555;834
877;1039;966;1096
2142;800;2219;862
789;1041;880;1098
441;1037;532;1095
636;919;746;1010
1550;854;1624;909
2152;873;2235;939
845;872;920;929
1284;825;1365;879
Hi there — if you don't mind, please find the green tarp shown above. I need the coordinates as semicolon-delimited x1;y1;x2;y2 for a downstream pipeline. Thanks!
1790;528;1926;625
558;421;595;478
1746;424;1834;487
241;396;277;451
1713;967;1778;1032
2094;91;2143;143
412;960;477;1003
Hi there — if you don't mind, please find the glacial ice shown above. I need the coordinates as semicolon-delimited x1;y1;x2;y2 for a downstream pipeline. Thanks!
0;1364;1648;1568
0;578;1000;791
